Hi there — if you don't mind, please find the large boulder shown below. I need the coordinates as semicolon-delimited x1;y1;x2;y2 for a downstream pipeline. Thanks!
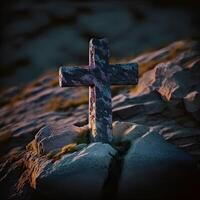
33;142;116;199
118;132;198;199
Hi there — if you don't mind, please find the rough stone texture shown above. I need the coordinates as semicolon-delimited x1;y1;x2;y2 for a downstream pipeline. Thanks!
0;40;200;200
34;142;116;199
119;132;198;199
89;38;111;143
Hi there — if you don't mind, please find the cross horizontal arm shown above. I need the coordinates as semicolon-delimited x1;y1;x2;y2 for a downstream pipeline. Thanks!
109;63;138;85
59;66;93;87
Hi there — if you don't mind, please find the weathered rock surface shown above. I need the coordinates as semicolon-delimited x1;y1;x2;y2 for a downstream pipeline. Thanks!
0;40;200;199
119;132;198;199
28;142;116;199
18;143;116;199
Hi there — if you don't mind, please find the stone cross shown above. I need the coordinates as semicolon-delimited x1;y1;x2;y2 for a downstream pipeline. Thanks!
59;38;138;143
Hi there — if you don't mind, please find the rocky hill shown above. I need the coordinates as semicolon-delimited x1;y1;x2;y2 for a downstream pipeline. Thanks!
0;39;200;199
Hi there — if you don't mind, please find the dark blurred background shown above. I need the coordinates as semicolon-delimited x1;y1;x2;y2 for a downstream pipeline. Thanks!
0;0;199;89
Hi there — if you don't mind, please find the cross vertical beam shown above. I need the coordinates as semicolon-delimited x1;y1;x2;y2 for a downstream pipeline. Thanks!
89;39;112;143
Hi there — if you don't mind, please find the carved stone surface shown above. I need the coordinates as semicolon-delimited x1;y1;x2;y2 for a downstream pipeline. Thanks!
59;38;138;143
